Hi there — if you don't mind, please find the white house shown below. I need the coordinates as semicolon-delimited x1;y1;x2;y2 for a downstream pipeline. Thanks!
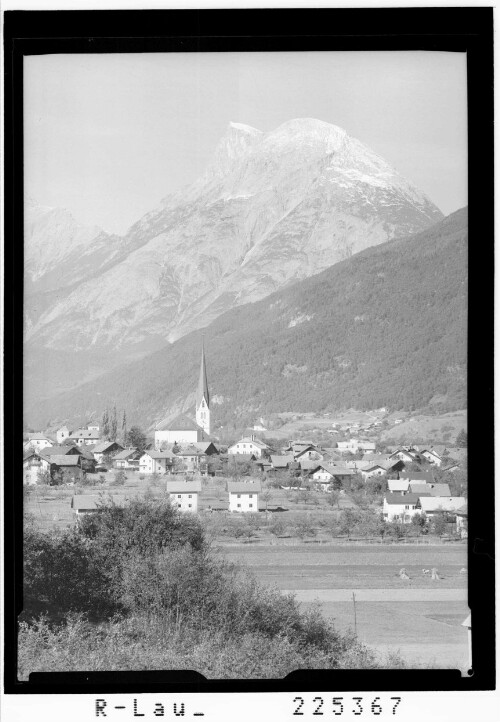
420;449;443;466
139;450;174;475
383;493;422;522
337;440;360;453
359;463;387;481
166;480;202;512
228;481;261;512
25;433;53;451
67;429;101;446
228;436;269;458
387;479;410;494
56;426;70;444
308;464;355;483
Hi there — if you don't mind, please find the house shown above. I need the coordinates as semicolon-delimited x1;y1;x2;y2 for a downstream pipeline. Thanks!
92;441;125;465
45;455;85;484
113;448;141;469
308;464;354;483
228;481;261;512
139;450;174;475
228;435;270;458
420;448;443;467
39;445;82;457
25;433;53;451
387;479;410;494
67;429;101;446
166;480;202;512
56;426;70;444
71;494;126;517
359;463;388;481
23;451;51;485
417;496;467;518
390;448;426;465
293;446;323;462
383;493;422;523
270;454;294;469
193;441;219;456
87;424;100;432
174;446;205;473
155;413;208;447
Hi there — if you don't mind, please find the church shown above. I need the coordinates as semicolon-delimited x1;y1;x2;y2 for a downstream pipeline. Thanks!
154;344;211;448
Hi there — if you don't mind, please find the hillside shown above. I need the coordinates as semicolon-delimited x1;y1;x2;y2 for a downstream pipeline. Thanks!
24;118;442;402
25;208;467;431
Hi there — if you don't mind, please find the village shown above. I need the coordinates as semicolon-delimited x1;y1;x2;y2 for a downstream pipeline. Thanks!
23;346;468;542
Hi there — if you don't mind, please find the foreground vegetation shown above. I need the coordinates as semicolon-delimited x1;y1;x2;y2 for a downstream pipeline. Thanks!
21;498;405;679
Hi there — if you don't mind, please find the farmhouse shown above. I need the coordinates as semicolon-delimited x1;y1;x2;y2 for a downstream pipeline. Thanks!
227;481;261;512
139;450;174;475
23;451;51;485
308;464;354;483
45;455;85;484
383;493;422;522
228;435;270;458
420;448;443;466
92;441;125;465
166;480;202;512
270;454;294;469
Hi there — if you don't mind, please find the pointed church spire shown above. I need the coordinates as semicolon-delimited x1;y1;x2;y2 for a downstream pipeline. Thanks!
197;340;209;409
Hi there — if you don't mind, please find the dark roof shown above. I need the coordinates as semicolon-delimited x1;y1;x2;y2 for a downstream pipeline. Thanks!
48;455;81;466
227;481;262;493
39;445;82;457
271;455;294;468
384;493;421;505
113;448;139;460
141;450;174;460
399;471;434;482
93;441;125;454
156;414;202;432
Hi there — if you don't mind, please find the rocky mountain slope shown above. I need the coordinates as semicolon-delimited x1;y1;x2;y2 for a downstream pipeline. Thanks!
25;208;467;431
25;118;443;402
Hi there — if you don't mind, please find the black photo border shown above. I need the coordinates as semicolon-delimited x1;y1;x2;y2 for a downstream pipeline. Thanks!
3;6;495;695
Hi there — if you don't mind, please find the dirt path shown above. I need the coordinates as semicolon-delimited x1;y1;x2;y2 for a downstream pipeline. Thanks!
281;588;468;602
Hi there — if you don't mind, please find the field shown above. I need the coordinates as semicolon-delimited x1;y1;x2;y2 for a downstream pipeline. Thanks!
219;544;469;670
24;478;469;670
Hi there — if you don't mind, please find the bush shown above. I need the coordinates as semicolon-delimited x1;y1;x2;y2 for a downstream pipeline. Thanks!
111;470;127;486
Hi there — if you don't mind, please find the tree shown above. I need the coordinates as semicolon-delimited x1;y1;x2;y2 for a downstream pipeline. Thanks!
110;405;118;442
261;489;272;510
121;410;127;445
327;490;341;509
111;470;127;486
126;426;147;452
456;429;467;448
101;409;110;440
338;509;360;540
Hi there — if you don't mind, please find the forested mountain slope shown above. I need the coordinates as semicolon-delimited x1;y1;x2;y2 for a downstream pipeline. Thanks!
26;208;467;430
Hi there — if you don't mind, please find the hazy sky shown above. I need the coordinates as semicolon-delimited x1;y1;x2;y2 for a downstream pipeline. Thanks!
25;51;467;235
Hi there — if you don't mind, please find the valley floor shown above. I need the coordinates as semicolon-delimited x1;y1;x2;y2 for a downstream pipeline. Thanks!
219;544;469;671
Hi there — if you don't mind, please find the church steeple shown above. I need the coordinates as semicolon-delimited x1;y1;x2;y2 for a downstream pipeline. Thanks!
196;341;210;435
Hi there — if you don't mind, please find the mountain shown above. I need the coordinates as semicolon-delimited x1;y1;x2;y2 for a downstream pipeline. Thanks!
24;119;443;401
25;208;467;431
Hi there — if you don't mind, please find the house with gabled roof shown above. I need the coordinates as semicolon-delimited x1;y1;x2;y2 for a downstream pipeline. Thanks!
139;450;174;475
228;480;261;512
113;448;141;469
308;463;354;483
23;450;51;485
67;428;101;446
387;479;410;494
420;448;443;467
383;493;422;522
398;470;434;484
92;441;125;465
166;480;202;512
270;454;294;469
409;482;451;497
228;435;270;458
71;494;126;517
24;433;53;451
